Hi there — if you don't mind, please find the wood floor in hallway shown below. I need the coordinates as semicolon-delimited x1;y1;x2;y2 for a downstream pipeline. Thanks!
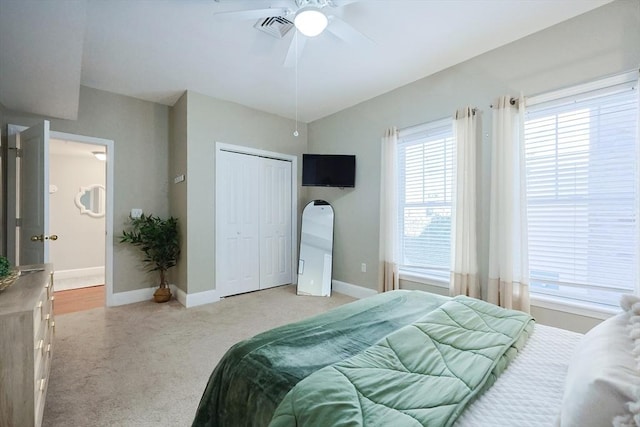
54;285;105;315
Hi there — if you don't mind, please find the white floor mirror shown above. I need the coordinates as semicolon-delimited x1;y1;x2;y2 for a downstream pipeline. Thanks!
297;200;334;297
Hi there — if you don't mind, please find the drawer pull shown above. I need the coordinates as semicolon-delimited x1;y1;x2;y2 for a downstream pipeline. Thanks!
39;378;46;391
50;295;55;302
37;301;43;309
46;344;51;354
36;339;43;350
51;321;56;333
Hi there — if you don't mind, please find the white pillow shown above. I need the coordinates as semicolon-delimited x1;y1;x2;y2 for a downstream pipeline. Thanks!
558;298;640;427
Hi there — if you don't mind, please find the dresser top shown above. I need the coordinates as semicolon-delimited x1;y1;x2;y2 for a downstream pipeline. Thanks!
0;264;52;315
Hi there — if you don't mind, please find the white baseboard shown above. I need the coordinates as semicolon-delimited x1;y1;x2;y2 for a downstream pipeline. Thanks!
109;286;156;306
54;266;104;280
174;287;220;308
332;280;378;299
110;284;220;308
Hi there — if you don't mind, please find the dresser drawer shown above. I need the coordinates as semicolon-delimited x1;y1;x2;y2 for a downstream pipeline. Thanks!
0;264;54;427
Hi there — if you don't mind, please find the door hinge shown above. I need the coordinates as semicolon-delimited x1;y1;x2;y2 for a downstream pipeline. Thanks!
15;148;22;158
15;218;21;227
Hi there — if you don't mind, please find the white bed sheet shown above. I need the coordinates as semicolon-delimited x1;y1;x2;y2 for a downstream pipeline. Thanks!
455;324;583;427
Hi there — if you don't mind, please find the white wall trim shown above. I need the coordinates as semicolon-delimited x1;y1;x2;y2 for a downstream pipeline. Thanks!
110;286;157;306
54;266;104;280
332;280;378;299
174;286;220;308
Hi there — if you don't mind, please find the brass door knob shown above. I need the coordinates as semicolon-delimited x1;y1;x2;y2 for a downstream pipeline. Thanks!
46;235;58;241
31;234;44;242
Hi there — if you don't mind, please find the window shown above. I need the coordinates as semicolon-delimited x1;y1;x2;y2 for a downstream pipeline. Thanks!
524;74;639;308
397;119;454;281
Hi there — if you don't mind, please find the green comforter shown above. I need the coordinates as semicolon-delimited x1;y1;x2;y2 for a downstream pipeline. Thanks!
269;295;534;427
192;290;450;427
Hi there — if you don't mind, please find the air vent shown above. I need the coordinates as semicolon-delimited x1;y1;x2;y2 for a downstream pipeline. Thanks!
254;16;294;39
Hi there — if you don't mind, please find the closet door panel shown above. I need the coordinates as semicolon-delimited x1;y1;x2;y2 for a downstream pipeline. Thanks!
216;150;260;296
259;157;292;289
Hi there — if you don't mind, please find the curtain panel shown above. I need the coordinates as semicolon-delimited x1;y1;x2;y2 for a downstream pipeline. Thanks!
380;127;400;292
488;96;530;312
450;107;480;298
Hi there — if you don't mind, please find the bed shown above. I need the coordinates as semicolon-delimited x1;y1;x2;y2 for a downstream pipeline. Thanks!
192;290;640;427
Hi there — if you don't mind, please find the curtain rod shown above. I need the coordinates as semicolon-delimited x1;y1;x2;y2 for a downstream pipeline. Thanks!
489;98;517;108
454;107;479;119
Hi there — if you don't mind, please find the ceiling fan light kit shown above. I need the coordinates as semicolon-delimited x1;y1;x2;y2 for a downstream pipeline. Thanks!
294;6;328;37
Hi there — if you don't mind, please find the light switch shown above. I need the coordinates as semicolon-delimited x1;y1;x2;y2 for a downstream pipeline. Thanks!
131;208;143;219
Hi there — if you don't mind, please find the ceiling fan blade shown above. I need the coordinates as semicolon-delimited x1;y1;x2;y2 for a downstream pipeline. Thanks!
326;15;373;47
329;0;363;6
283;33;307;68
214;7;291;22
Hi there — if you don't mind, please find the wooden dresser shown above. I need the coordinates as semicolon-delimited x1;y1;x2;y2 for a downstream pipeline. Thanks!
0;264;55;427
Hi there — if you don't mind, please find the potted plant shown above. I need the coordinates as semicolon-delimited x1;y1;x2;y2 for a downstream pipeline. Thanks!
0;255;19;292
120;213;180;303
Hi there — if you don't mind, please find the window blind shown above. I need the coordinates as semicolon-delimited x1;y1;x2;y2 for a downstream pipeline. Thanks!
524;78;639;307
397;119;454;279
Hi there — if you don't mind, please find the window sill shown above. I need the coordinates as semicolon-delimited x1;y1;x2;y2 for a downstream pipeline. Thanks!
399;270;449;288
530;294;620;320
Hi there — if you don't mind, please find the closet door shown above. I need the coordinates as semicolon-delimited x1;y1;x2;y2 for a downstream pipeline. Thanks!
259;157;292;289
216;150;260;297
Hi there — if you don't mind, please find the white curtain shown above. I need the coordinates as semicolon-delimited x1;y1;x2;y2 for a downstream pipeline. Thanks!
450;107;480;298
488;95;530;312
380;127;400;292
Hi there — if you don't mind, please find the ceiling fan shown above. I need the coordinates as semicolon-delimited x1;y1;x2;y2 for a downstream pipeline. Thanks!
213;0;372;67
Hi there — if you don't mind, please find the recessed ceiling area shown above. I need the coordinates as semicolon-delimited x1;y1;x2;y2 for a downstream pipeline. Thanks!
0;0;613;123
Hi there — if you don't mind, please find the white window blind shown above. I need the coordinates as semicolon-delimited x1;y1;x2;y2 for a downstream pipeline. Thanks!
524;76;639;307
397;119;454;280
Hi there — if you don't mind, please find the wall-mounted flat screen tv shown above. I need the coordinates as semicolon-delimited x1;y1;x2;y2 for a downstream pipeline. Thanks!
302;154;356;188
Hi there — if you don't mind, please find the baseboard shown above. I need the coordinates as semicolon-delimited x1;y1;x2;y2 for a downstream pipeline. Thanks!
332;280;378;299
54;266;105;280
109;286;156;306
174;287;220;308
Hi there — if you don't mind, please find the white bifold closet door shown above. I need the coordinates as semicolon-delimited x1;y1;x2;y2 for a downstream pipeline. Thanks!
216;150;292;297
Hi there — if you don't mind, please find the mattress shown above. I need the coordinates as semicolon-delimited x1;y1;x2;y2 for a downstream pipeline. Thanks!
455;323;583;426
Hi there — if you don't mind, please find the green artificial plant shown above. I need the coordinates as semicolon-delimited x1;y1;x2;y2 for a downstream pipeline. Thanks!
0;256;11;279
120;213;180;289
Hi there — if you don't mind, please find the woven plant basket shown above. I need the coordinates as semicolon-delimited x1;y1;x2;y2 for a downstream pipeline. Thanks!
0;269;19;292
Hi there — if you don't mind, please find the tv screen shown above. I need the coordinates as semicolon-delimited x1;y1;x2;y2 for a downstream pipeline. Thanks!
302;154;356;188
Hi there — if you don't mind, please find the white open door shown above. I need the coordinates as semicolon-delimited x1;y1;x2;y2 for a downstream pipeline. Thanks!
18;120;51;265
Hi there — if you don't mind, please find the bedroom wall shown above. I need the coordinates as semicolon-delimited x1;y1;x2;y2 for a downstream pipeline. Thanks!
169;92;188;292
306;0;640;333
1;86;170;294
172;91;308;295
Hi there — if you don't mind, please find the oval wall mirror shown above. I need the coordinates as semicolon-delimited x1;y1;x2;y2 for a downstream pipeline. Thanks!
75;184;106;218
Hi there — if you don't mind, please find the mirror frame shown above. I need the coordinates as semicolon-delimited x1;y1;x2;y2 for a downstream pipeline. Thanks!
74;184;106;218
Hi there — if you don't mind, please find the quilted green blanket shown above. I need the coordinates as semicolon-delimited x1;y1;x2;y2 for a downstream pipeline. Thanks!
269;295;534;427
191;291;533;427
192;290;450;427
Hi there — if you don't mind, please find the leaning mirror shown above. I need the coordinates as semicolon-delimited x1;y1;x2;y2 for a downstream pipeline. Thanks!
74;184;106;218
297;200;334;297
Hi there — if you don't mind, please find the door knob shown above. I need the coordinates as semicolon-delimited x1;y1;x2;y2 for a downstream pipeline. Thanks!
45;235;58;241
31;234;44;242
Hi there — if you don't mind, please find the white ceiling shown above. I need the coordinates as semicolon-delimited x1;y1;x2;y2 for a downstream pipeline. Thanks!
0;0;612;123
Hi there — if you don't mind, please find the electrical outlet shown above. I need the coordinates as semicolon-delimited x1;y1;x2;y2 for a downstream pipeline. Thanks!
361;263;367;273
131;208;143;219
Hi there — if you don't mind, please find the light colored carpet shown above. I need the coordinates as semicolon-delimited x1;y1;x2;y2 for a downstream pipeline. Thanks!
43;285;355;427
